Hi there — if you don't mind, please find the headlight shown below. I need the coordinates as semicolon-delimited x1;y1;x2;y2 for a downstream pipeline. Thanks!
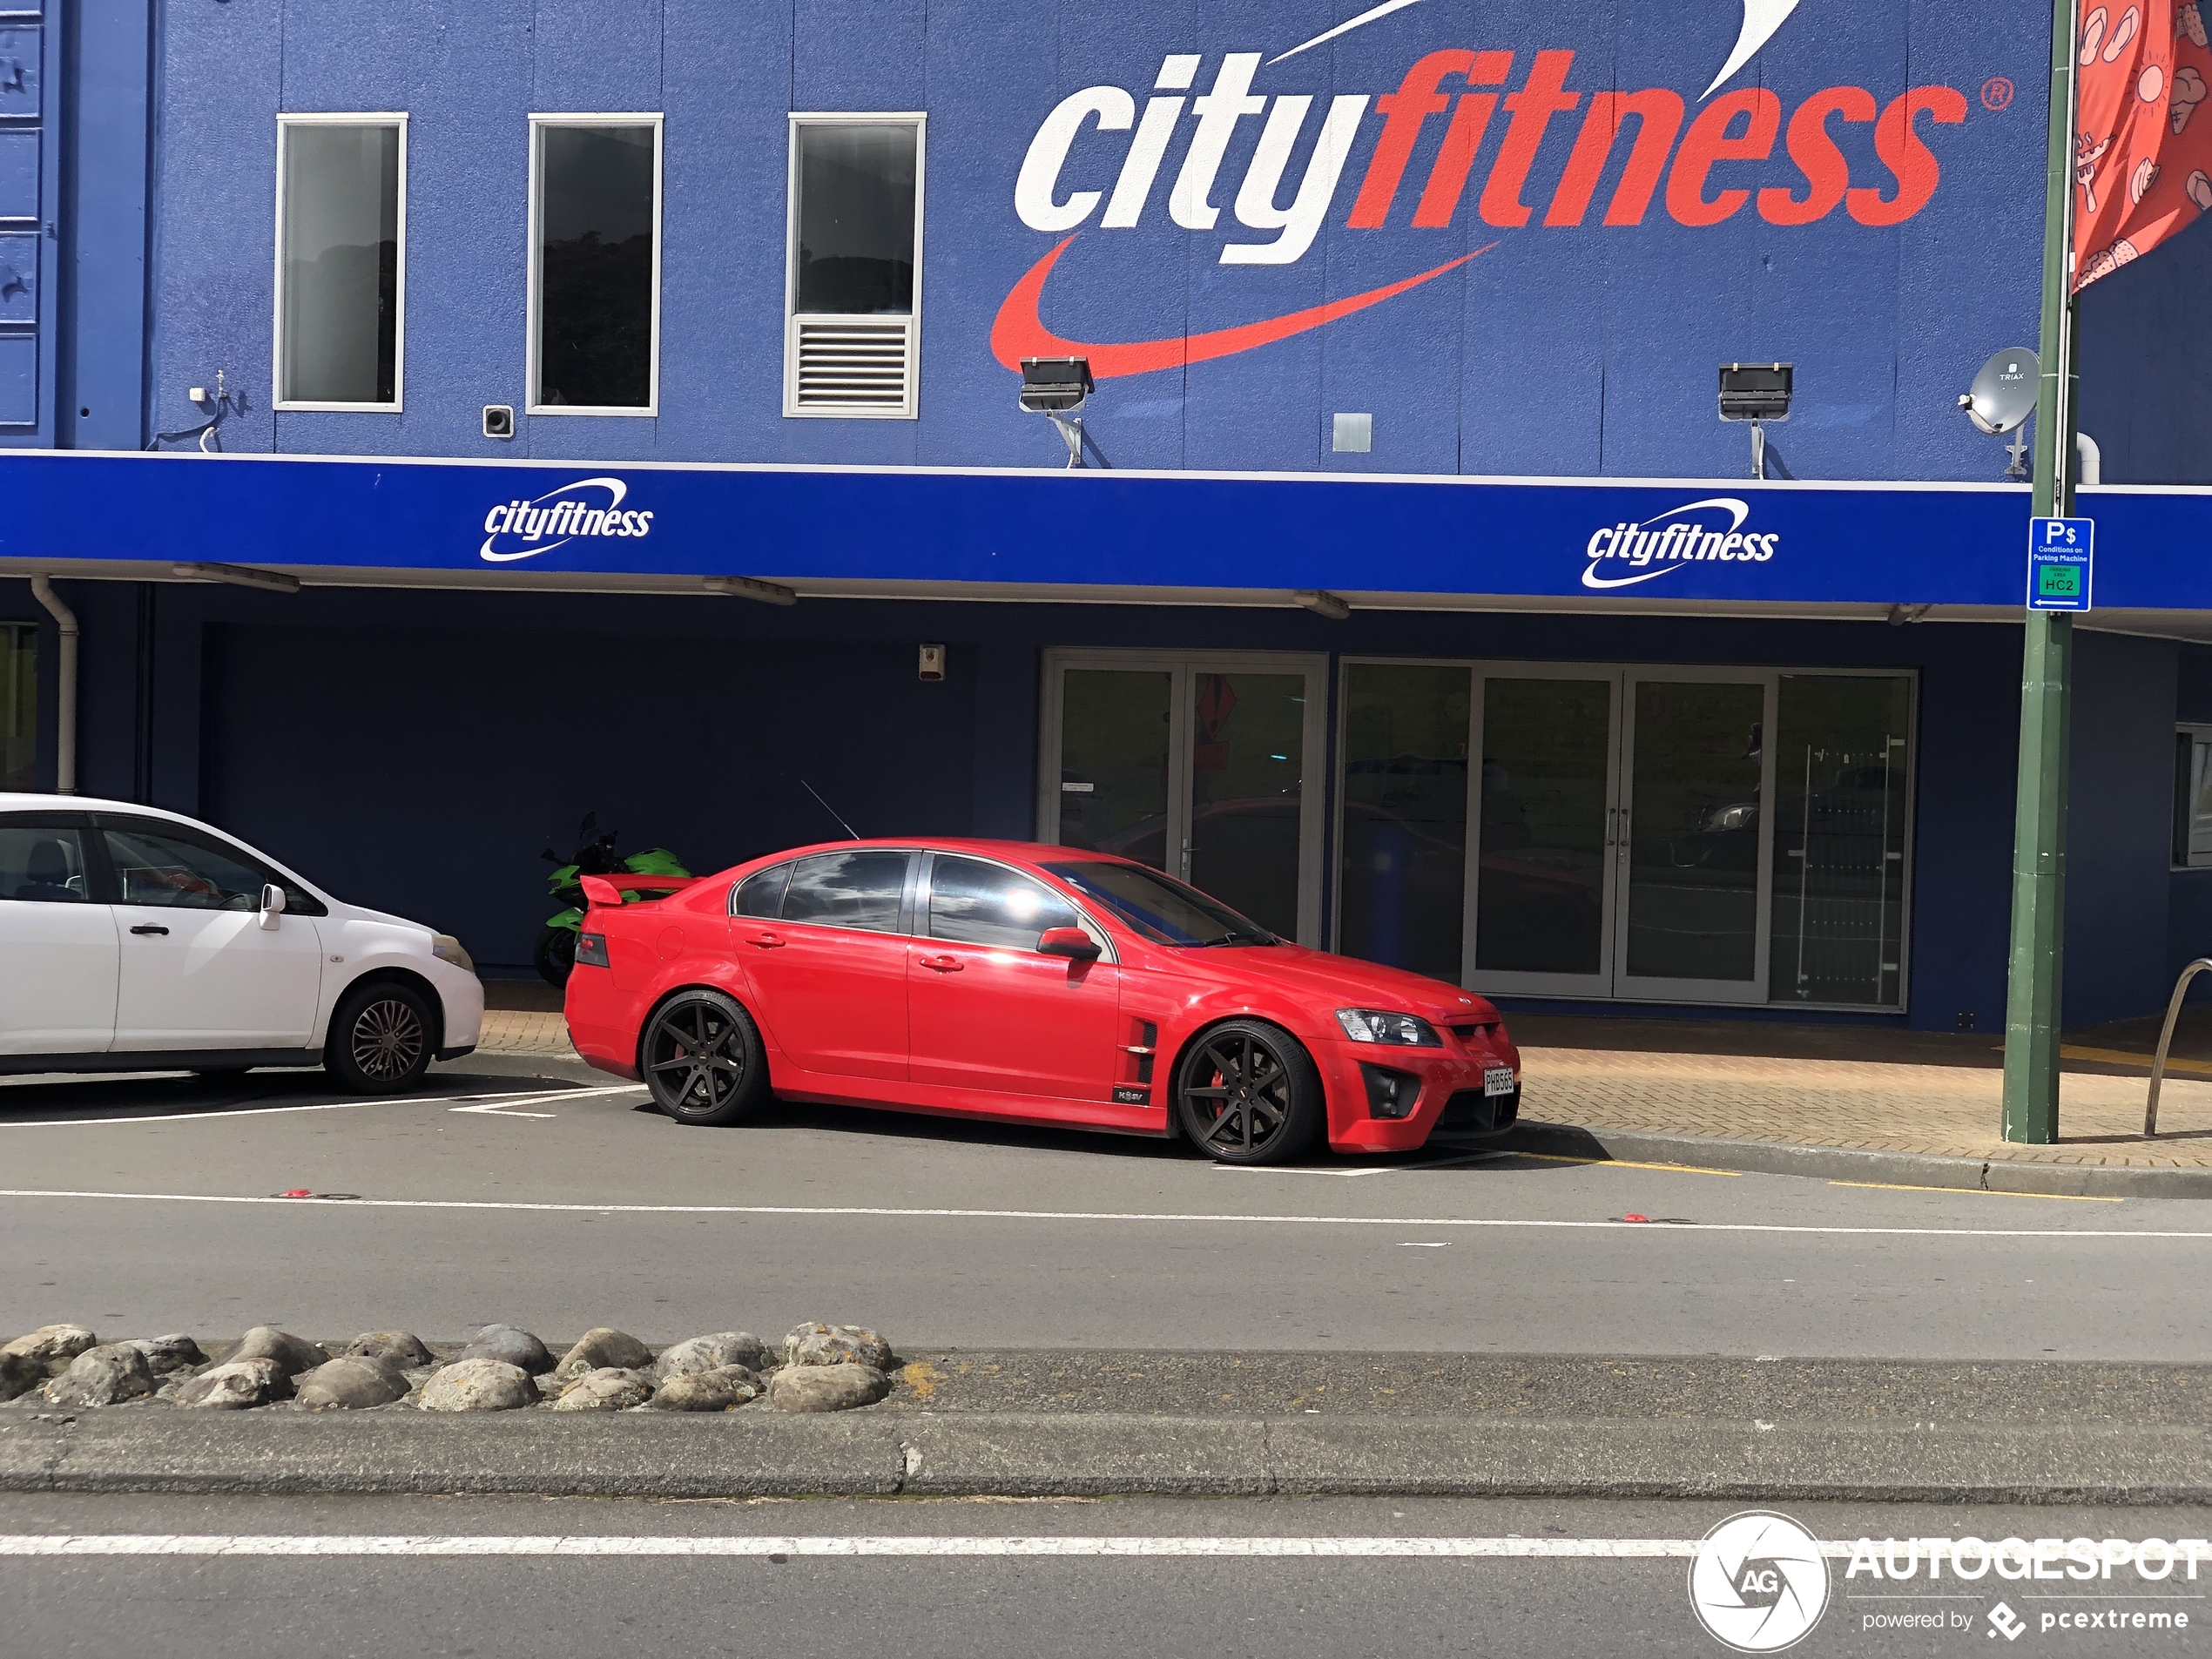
431;934;475;973
1336;1008;1441;1047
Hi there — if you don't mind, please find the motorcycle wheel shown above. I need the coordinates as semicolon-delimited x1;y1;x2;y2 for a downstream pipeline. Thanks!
534;925;577;988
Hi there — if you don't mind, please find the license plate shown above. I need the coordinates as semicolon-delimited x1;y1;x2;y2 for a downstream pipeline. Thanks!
1483;1067;1516;1097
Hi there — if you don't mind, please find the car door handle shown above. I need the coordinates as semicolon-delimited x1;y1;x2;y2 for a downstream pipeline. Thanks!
748;933;785;948
129;925;169;936
917;954;963;973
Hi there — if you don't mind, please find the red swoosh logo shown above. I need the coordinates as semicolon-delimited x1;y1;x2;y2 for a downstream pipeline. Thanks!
990;236;1494;379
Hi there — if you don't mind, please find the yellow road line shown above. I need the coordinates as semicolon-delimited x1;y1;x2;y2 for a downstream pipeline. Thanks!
2060;1043;2212;1076
1828;1179;2121;1203
1501;1150;1741;1177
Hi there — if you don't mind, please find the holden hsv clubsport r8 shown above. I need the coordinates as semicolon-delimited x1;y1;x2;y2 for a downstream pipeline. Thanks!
564;839;1519;1164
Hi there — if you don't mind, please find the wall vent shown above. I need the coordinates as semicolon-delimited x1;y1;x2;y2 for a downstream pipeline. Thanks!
788;317;913;417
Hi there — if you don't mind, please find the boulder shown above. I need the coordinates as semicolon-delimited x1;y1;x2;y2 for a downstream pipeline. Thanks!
782;1323;893;1371
122;1335;207;1374
3;1324;97;1378
417;1359;537;1413
552;1328;655;1381
550;1366;654;1412
44;1343;156;1407
341;1332;435;1371
642;1364;760;1413
295;1355;411;1411
0;1352;40;1402
654;1332;772;1381
456;1325;553;1375
230;1327;329;1377
767;1364;891;1413
174;1358;293;1410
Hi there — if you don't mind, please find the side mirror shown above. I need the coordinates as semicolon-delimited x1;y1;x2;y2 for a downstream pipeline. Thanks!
259;884;286;930
1038;926;1101;961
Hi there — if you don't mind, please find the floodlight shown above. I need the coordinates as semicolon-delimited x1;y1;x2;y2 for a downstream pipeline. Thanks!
1019;356;1094;469
1718;361;1793;480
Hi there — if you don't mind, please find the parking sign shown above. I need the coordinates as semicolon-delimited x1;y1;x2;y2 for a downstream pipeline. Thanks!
2027;516;2094;610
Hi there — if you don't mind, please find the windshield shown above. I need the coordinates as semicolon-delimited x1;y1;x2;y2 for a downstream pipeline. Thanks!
1043;860;1278;948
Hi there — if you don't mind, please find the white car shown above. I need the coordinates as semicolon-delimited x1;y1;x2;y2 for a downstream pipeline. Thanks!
0;793;483;1093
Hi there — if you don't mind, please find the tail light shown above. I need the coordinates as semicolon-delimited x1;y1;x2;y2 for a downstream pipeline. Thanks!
575;932;610;968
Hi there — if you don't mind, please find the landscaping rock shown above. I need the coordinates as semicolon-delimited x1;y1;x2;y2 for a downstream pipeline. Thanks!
341;1332;435;1371
230;1327;329;1377
551;1366;654;1412
553;1328;654;1381
44;1344;155;1407
642;1364;760;1413
456;1325;553;1375
782;1323;893;1371
295;1356;411;1411
418;1359;536;1412
122;1335;206;1374
3;1324;98;1378
654;1332;772;1381
174;1358;293;1410
0;1352;40;1403
767;1363;890;1413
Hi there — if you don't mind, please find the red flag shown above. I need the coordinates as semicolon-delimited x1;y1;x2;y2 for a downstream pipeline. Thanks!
2074;1;2212;289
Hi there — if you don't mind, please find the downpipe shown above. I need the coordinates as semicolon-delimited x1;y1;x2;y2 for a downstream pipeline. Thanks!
28;574;77;794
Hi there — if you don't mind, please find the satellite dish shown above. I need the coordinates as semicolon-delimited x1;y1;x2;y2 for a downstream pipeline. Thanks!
1960;348;2040;435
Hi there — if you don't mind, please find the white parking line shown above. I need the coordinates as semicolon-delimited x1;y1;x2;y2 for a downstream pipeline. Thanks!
0;1533;1851;1559
0;1189;2204;1240
0;1083;646;1129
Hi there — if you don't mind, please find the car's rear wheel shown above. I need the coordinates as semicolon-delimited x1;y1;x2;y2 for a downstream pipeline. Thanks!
534;925;577;988
324;981;435;1095
1173;1019;1325;1164
642;989;769;1127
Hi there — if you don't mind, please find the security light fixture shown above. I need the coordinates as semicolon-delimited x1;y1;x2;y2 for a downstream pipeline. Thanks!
702;576;798;606
1293;590;1352;620
1718;361;1792;481
172;561;301;595
1019;356;1093;469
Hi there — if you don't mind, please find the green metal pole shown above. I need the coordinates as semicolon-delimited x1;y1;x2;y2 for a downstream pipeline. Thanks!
2001;0;2080;1143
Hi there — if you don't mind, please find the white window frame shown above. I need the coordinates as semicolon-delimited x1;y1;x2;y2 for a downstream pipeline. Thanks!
273;112;408;414
784;111;927;421
526;112;664;418
2175;724;2212;870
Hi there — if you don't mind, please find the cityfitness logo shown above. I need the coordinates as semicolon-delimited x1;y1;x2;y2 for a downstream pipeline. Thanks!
1689;1511;1831;1653
1583;497;1777;590
480;477;654;563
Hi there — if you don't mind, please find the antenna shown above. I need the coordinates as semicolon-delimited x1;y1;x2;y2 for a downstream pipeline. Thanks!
800;779;861;840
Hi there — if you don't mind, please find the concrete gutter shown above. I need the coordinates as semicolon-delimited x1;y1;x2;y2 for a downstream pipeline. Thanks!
1499;1120;2212;1199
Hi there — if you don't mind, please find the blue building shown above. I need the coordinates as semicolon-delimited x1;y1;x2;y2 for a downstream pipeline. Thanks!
5;0;2212;1032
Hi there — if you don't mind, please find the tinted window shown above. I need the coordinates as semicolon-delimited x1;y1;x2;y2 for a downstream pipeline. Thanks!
536;123;657;408
732;862;792;919
927;855;1080;949
0;822;90;903
1042;860;1275;948
101;824;326;915
280;122;400;405
781;851;909;933
794;125;918;314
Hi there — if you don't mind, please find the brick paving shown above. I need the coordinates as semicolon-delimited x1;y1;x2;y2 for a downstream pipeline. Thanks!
475;1009;575;1054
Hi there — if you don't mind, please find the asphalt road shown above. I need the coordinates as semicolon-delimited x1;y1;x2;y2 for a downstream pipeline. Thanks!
7;1491;2209;1657
2;1062;2209;1359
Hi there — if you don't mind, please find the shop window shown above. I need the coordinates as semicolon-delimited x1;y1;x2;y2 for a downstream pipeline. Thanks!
1;620;33;791
785;115;924;418
529;116;662;415
2175;727;2212;868
1767;675;1913;1008
1338;663;1472;982
274;116;405;409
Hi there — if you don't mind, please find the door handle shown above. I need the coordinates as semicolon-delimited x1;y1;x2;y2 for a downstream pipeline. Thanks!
918;955;963;973
129;924;169;936
748;933;785;949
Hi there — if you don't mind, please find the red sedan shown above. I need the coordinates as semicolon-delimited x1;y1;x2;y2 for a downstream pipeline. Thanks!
563;840;1521;1164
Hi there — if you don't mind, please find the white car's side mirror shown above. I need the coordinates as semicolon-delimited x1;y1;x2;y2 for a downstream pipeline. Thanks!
260;884;286;930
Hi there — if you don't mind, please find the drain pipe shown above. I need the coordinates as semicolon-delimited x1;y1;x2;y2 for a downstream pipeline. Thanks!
28;575;76;794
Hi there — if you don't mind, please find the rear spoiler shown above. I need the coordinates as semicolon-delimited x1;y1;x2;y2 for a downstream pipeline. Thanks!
578;873;703;909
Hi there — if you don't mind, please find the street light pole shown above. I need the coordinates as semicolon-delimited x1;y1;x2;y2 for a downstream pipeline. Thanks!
2001;0;2080;1144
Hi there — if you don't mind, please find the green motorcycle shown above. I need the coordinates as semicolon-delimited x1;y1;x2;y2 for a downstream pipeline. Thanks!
535;813;691;987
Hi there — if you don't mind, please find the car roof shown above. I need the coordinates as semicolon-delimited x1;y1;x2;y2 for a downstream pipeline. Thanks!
0;792;199;821
752;838;1136;866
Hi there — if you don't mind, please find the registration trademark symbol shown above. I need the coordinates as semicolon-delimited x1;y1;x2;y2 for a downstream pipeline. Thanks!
1982;77;2016;111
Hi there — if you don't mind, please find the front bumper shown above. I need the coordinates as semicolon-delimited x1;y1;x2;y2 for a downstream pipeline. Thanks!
1318;1036;1519;1152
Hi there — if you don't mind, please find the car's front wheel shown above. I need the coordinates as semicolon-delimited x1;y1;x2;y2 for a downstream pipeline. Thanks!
642;988;769;1127
324;980;435;1095
1173;1019;1325;1164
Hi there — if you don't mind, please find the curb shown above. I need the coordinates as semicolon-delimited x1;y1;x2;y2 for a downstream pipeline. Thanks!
1499;1121;2212;1199
3;1412;2207;1505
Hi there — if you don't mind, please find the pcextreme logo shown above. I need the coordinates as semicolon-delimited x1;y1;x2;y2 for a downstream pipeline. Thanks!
992;0;1979;377
1583;497;1774;589
480;477;652;563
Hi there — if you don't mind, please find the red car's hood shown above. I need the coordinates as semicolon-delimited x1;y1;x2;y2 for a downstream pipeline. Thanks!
1163;942;1496;1024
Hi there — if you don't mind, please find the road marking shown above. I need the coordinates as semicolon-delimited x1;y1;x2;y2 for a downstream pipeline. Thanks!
0;1189;2203;1240
0;1083;646;1129
1497;1151;1743;1177
1829;1180;2123;1204
0;1533;1860;1559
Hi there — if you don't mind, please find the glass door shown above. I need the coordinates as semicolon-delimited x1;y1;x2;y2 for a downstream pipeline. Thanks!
1041;651;1328;945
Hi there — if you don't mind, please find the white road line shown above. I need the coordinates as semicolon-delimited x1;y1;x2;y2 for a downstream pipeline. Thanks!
0;1534;1857;1559
0;1083;645;1129
0;1189;2203;1240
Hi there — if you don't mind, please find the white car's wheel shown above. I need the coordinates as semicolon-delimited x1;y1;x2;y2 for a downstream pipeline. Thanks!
324;981;435;1094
